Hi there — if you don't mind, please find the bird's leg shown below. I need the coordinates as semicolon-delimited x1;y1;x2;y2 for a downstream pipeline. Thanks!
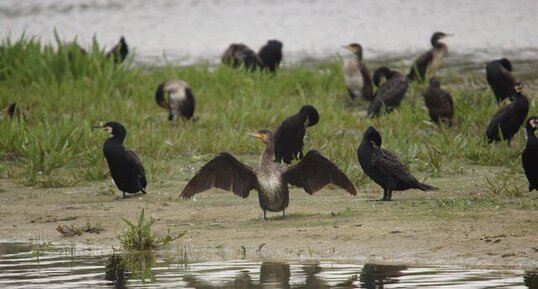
282;208;286;219
263;210;267;221
122;191;126;198
382;189;388;201
387;190;393;201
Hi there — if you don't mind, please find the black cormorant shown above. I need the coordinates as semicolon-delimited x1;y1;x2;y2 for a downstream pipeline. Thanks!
423;78;454;127
258;40;283;73
358;126;438;201
106;36;129;63
486;82;528;145
486;58;517;103
342;43;374;102
522;116;538;192
93;122;147;198
274;105;319;164
407;32;451;82
180;129;357;220
155;79;195;121
367;67;408;117
222;43;262;71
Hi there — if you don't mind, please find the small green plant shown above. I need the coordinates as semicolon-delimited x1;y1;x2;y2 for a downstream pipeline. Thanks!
56;222;104;236
119;209;186;251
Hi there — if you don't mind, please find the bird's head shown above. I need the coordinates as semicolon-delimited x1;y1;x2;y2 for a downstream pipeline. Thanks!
527;116;538;132
514;82;524;94
431;32;452;46
498;58;512;71
363;126;382;147
428;77;441;87
252;129;273;145
342;43;363;58
93;121;126;138
299;105;320;128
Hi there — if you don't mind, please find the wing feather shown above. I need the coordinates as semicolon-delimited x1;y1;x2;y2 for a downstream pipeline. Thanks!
126;150;147;189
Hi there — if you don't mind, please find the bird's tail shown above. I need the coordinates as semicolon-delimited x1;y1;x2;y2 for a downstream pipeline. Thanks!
141;189;147;194
417;182;438;191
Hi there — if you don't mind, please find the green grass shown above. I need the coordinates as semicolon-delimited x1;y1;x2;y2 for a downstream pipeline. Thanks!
0;36;537;189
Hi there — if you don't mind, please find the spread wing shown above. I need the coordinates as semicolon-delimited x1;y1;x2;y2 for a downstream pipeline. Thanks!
126;150;147;189
180;152;257;199
371;147;416;185
284;150;357;195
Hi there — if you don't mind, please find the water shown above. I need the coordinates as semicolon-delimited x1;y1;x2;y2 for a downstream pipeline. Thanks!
1;0;537;66
0;242;536;288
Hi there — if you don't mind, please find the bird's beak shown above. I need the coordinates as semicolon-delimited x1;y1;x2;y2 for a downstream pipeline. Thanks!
341;45;352;52
93;124;111;133
92;125;104;129
443;33;454;39
250;132;264;140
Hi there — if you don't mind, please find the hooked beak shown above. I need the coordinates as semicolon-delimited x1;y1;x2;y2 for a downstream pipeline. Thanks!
341;45;353;52
250;132;264;140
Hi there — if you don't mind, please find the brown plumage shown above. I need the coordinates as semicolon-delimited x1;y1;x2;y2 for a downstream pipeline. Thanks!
180;129;357;220
222;43;262;71
342;43;374;102
423;78;454;127
155;79;195;121
407;32;451;82
367;67;408;117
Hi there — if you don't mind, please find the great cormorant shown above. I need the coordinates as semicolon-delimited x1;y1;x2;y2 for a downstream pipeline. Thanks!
407;32;451;82
367;67;408;117
180;129;357;220
486;58;517;103
342;43;374;102
274;105;319;164
423;78;454;127
93;122;147;198
258;40;283;73
105;36;129;63
486;83;528;145
155;79;195;121
222;43;262;71
522;116;538;192
358;126;437;201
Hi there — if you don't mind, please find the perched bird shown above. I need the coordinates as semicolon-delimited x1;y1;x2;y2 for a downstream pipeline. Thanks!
105;36;129;63
486;58;517;103
407;32;451;82
180;129;357;220
155;79;195;121
274;105;320;164
342;43;374;102
358;126;437;201
258;39;283;73
423;78;454;127
93;122;147;198
367;67;408;117
221;43;262;71
522;116;538;192
486;82;529;145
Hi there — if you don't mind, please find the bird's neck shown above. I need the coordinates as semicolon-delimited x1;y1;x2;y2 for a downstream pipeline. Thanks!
259;143;275;168
527;129;538;146
109;134;125;144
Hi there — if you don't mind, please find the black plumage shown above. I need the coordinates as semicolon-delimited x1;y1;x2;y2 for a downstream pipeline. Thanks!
105;36;129;63
221;43;262;71
342;43;374;102
93;122;147;198
358;126;438;201
274;105;320;164
486;58;517;103
180;129;356;220
423;78;454;127
155;79;195;121
367;67;408;117
522;116;538;192
486;83;529;145
407;32;451;82
258;39;283;73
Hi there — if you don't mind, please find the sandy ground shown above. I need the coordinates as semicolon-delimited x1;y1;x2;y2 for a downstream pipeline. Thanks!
0;166;537;270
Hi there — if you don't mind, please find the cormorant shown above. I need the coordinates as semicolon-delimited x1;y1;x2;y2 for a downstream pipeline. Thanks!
486;82;528;145
274;105;319;164
222;43;262;71
180;129;357;220
258;39;283;73
342;43;374;102
93;122;147;198
407;32;451;82
155;79;195;121
423;78;454;127
367;66;408;117
486;58;517;103
106;36;129;63
357;126;438;201
522;116;538;192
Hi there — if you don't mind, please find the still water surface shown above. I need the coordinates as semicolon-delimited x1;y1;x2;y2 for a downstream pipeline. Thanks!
0;242;536;288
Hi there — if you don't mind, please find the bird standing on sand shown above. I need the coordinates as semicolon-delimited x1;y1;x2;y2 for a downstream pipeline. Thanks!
106;36;129;63
367;66;408;117
180;129;357;220
258;40;283;73
486;82;528;145
522;116;538;192
342;43;374;102
423;78;454;127
486;58;517;103
358;126;437;201
274;105;319;164
155;79;195;121
222;43;262;71
93;122;147;198
407;32;451;82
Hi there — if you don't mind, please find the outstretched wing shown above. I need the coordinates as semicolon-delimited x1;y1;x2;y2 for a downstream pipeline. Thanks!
284;150;357;195
126;150;147;189
371;148;415;184
180;152;257;199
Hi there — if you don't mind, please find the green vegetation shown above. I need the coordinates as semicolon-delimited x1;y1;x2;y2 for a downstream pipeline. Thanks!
0;36;536;191
56;222;104;236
